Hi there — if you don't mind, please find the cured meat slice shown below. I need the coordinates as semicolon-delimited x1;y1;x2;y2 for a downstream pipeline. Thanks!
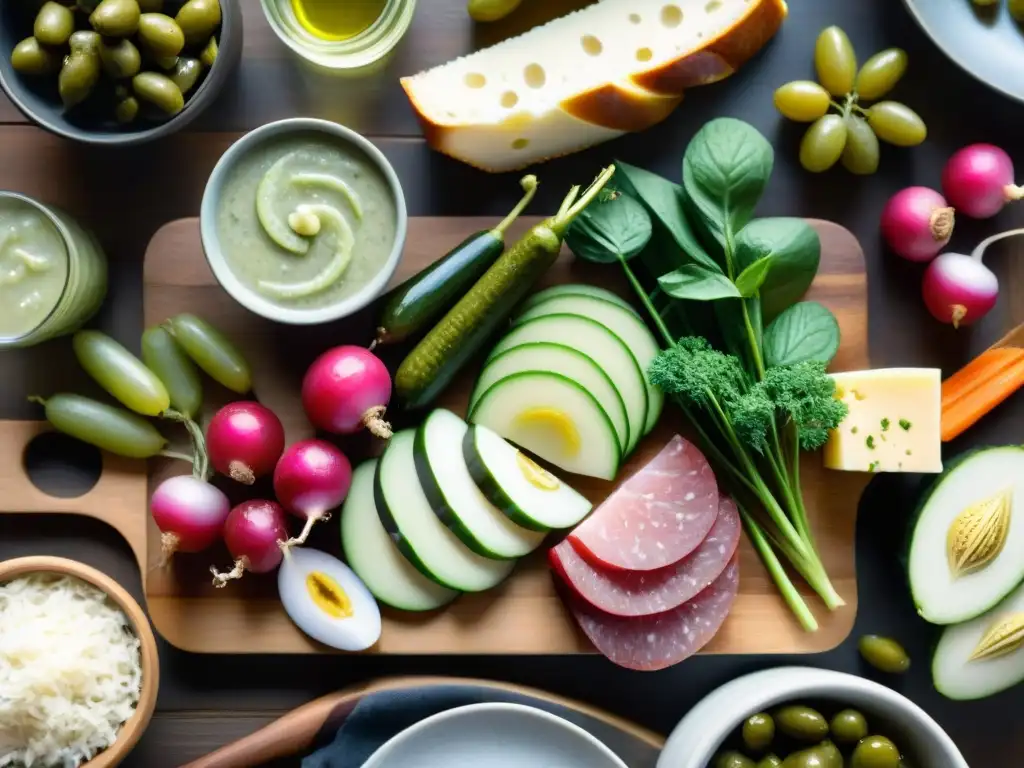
566;554;740;671
550;497;741;617
568;435;718;571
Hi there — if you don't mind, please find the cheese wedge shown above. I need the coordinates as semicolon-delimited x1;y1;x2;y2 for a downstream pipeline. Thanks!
401;0;787;171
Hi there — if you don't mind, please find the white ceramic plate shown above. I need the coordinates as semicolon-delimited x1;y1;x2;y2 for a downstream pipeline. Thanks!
362;702;628;768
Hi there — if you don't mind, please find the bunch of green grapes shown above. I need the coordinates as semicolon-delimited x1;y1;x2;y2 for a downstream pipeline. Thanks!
774;27;926;175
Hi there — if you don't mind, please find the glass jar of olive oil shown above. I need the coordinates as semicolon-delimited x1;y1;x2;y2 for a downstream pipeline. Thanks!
260;0;417;71
0;193;108;349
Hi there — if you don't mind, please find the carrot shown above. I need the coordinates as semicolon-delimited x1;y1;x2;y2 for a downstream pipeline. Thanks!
941;356;1024;441
941;347;1024;409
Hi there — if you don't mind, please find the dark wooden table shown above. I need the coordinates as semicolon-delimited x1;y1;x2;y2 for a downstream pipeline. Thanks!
3;1;1024;765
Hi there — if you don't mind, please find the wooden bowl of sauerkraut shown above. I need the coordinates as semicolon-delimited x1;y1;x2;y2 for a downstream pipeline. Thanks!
0;556;159;768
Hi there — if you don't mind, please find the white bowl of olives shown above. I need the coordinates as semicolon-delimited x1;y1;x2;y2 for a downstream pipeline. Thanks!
657;667;968;768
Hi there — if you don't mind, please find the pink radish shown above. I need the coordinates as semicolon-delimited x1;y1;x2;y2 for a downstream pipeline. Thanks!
942;144;1024;219
150;475;230;565
301;346;392;439
920;228;1022;327
880;186;955;262
210;499;290;587
274;439;352;549
207;401;285;485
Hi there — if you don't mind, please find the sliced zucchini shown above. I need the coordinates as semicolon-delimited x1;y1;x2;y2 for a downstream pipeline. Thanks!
515;293;663;435
909;446;1024;625
464;422;593;531
468;371;620;481
340;460;458;612
469;342;630;454
518;284;639;317
933;579;1024;700
374;430;515;592
414;409;546;559
487;313;647;455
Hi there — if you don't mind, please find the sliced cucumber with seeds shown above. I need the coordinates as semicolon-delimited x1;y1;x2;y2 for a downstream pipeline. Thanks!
517;284;639;317
463;423;593;531
374;430;515;592
515;293;663;435
469;342;629;454
341;460;459;612
488;313;647;455
257;204;354;300
469;371;620;481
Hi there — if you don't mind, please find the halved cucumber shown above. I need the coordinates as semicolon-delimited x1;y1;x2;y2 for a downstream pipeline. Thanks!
487;313;647;454
518;284;639;317
463;422;593;531
515;294;663;435
414;409;546;559
468;371;620;481
469;342;630;454
374;430;515;592
341;460;458;612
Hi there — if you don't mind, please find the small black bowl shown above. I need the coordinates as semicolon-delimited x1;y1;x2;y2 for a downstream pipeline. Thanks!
0;0;242;146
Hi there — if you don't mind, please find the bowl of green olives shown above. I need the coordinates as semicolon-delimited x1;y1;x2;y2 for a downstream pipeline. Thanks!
0;0;242;145
656;668;968;768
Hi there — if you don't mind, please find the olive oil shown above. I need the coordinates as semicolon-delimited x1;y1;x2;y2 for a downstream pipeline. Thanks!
290;0;387;41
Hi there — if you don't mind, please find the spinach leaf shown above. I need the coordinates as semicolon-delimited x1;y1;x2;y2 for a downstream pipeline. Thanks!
565;189;653;264
734;256;772;298
659;265;740;301
734;218;821;322
682;118;774;245
763;301;841;367
615;161;720;271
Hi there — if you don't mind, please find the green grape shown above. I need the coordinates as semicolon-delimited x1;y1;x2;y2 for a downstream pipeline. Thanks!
855;48;908;101
73;330;170;417
799;115;847;173
814;26;857;97
142;326;203;418
774;81;831;122
866;101;927;146
841;115;880;175
165;314;252;394
34;393;168;458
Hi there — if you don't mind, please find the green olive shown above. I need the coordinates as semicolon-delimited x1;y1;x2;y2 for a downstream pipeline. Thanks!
33;1;75;46
799;115;847;173
169;56;202;94
830;708;869;744
199;35;218;67
10;37;62;75
132;70;184;115
69;30;102;54
115;94;139;123
756;757;783;768
58;50;100;109
840;115;879;175
138;0;163;9
774;706;829;742
1010;0;1024;20
850;736;901;768
814;26;856;97
34;394;168;459
175;0;221;46
858;634;911;673
89;0;141;37
467;0;523;22
99;38;141;79
715;751;756;768
866;102;926;147
855;48;908;101
147;52;179;70
137;12;185;58
780;746;830;768
76;0;102;12
817;741;843;768
742;713;775;752
773;81;830;122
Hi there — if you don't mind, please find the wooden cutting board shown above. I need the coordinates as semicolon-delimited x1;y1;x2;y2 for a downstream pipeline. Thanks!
0;215;870;655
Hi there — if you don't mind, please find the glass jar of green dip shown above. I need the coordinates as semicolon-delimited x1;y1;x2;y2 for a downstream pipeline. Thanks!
259;0;417;72
0;192;108;349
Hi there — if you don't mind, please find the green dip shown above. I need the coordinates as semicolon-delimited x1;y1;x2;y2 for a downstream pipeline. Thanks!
215;132;398;308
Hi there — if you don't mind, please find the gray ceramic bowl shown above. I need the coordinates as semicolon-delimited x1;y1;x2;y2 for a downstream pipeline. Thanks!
200;117;408;326
0;0;242;146
657;667;968;768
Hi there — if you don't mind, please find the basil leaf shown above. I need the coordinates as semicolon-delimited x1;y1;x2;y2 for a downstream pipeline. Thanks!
734;218;821;322
659;265;741;301
615;161;721;272
682;118;774;243
565;190;653;264
763;301;841;367
734;256;772;298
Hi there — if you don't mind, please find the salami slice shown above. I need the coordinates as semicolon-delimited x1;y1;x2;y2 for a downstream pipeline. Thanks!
566;554;740;671
568;435;718;571
550;497;741;617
